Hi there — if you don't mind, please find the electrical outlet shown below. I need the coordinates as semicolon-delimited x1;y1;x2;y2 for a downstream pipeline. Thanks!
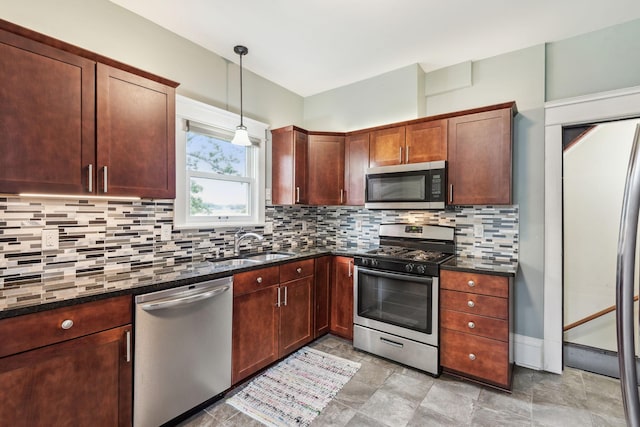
42;229;59;250
302;221;307;231
264;222;274;234
473;224;484;238
160;224;172;241
265;188;272;201
355;220;362;231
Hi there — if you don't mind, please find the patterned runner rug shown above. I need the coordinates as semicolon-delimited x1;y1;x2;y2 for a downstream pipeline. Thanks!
227;346;361;427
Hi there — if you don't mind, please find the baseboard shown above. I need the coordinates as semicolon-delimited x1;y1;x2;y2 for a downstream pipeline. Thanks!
514;333;544;370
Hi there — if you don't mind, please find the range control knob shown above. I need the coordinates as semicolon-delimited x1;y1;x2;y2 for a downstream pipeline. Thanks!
371;259;379;268
416;265;426;274
361;258;370;266
405;263;414;273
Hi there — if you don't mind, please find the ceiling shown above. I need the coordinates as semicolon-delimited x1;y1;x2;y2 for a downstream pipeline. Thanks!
109;0;640;97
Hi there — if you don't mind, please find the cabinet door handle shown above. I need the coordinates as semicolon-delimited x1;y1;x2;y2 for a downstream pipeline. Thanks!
296;267;302;274
348;260;353;277
103;166;108;193
468;321;476;329
284;286;288;306
296;186;300;203
468;280;475;287
467;300;475;308
61;319;74;330
87;164;93;192
399;146;403;163
469;353;476;361
125;330;131;363
449;184;453;203
406;145;410;163
276;287;281;307
340;189;344;204
256;277;263;284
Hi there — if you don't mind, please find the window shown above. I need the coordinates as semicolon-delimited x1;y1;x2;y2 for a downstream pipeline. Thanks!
175;95;268;228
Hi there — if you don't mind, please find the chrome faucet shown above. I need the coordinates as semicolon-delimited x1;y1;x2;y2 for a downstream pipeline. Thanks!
234;228;264;256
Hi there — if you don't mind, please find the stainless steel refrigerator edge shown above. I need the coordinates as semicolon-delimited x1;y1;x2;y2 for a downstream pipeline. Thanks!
134;277;233;427
616;123;640;426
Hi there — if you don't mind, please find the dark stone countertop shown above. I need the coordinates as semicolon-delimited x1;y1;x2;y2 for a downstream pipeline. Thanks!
441;256;518;277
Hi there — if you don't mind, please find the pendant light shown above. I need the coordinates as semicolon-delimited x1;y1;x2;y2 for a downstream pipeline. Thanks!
231;45;251;146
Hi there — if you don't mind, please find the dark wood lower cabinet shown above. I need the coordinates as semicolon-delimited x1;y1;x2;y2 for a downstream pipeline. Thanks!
232;286;280;384
232;261;315;385
330;256;354;340
0;319;132;427
279;276;314;357
314;256;332;337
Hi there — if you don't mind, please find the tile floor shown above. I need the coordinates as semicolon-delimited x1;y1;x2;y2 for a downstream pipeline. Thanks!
179;335;628;427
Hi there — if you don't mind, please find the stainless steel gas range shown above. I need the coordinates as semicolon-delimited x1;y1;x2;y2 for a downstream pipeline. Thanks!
353;223;455;376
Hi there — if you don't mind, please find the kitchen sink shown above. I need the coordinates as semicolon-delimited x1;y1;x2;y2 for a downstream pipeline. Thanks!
242;252;295;261
208;257;261;268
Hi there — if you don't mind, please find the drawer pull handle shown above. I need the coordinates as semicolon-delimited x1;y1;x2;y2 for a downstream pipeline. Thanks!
468;321;476;329
61;319;74;330
380;337;404;348
469;353;476;361
468;280;475;287
467;300;475;308
296;267;302;274
256;277;263;284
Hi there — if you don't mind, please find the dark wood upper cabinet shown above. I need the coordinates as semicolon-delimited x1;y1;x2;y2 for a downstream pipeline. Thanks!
0;20;178;198
406;119;447;163
307;134;345;205
344;133;370;206
272;127;308;205
369;126;406;167
97;64;175;198
0;28;96;195
447;106;514;205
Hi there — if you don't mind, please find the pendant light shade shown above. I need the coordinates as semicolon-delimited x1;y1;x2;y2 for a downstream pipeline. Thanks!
232;45;251;146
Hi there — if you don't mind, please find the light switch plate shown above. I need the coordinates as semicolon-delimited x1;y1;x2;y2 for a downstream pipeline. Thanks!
265;188;272;201
42;229;59;250
355;220;362;231
160;224;172;241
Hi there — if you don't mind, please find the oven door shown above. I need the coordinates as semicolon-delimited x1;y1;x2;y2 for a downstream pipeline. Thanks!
354;266;438;346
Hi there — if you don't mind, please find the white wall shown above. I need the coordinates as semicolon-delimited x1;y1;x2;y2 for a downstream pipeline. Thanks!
303;64;425;131
0;0;304;129
563;119;640;351
546;18;640;102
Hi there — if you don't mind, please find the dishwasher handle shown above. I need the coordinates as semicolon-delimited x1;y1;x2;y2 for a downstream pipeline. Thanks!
140;285;230;311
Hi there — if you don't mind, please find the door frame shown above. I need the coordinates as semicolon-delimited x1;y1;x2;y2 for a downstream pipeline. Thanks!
544;85;640;374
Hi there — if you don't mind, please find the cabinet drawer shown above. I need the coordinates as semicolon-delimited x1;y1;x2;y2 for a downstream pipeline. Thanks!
441;328;510;388
441;289;507;320
234;266;280;296
441;270;508;298
440;309;508;341
0;295;131;358
280;259;314;282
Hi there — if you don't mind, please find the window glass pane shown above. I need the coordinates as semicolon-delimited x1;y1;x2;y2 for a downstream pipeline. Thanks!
186;131;246;176
189;177;249;216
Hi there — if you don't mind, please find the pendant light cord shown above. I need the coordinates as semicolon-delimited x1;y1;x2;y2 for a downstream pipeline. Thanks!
239;51;244;127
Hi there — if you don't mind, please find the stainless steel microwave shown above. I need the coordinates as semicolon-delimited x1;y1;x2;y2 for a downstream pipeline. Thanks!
364;161;446;209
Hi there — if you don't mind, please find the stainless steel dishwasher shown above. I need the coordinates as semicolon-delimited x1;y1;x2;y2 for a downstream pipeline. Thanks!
134;276;233;427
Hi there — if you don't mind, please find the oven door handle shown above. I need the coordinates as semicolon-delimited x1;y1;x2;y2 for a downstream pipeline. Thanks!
356;266;434;284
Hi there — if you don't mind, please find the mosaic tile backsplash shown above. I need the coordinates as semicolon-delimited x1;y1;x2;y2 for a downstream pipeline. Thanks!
0;197;517;309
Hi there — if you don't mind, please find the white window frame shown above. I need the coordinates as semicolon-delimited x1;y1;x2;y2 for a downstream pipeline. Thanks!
174;95;268;229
